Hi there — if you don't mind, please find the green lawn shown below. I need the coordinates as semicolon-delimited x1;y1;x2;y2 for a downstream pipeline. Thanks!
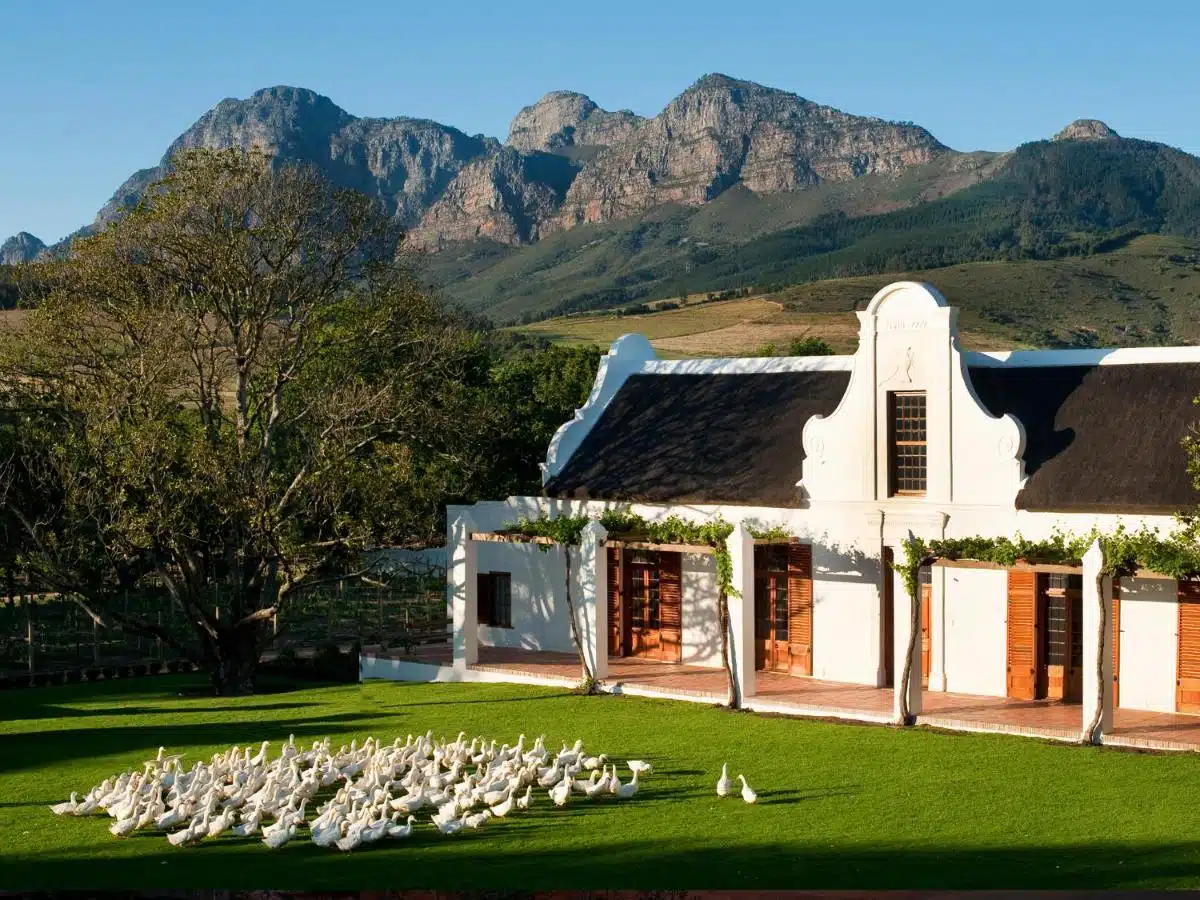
4;675;1200;889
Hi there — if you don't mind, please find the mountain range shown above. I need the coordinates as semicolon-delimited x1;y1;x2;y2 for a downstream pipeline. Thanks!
7;75;1200;328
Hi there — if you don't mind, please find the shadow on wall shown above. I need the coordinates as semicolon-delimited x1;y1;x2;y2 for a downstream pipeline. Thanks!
682;552;724;669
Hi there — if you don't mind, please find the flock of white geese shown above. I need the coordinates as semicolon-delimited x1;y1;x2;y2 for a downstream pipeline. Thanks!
48;732;679;850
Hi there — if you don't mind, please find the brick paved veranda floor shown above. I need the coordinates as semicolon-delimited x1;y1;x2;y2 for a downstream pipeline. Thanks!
363;643;1200;752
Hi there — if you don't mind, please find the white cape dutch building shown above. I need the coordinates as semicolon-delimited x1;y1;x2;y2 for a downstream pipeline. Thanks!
366;281;1200;737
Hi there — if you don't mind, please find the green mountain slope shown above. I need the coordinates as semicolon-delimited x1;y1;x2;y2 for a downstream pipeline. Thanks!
426;137;1200;325
511;234;1200;355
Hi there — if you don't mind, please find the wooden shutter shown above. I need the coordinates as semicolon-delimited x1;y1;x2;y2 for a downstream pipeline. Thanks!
607;547;622;657
1112;577;1121;708
920;582;932;688
1006;569;1038;700
787;542;814;676
1177;580;1200;713
476;573;493;626
658;551;683;663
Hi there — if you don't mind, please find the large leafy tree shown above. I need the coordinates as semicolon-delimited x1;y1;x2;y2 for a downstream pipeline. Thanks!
480;341;604;497
0;147;485;694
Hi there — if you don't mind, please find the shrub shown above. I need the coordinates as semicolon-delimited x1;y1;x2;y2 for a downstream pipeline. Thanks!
753;343;778;357
787;336;836;356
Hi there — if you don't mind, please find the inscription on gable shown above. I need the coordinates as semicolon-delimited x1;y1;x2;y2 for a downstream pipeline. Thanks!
881;319;931;332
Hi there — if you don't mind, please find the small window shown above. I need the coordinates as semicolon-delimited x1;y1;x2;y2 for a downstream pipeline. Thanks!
888;391;927;496
477;572;512;628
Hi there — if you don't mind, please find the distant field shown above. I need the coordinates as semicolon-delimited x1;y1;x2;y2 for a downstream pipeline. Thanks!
513;296;1021;357
774;234;1200;348
512;235;1200;356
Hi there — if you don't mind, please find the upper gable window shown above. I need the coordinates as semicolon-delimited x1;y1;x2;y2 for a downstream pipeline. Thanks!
888;391;927;496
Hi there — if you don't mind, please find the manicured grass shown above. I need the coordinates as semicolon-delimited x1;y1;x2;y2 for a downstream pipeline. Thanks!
4;675;1200;889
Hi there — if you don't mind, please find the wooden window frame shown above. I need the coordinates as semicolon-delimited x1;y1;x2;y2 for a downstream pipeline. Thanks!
626;550;661;630
477;572;512;629
888;390;928;497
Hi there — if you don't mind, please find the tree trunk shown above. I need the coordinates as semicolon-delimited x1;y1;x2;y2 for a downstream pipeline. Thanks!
208;624;261;696
561;544;596;691
717;589;738;709
897;579;920;725
1084;571;1107;744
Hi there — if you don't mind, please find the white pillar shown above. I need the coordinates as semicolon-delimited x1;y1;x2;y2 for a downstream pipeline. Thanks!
1081;538;1114;742
577;521;608;681
893;565;923;722
726;523;756;703
449;512;478;672
928;564;947;692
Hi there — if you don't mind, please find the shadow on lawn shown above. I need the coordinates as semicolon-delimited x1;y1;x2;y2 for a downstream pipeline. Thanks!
6;835;1200;890
5;700;321;722
0;712;380;775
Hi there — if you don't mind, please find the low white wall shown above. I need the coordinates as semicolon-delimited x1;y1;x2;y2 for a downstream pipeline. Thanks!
812;544;881;685
1118;576;1178;713
682;553;721;668
942;567;1007;697
475;541;575;654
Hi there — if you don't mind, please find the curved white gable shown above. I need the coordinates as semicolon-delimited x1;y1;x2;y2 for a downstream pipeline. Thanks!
801;281;1026;507
541;333;657;483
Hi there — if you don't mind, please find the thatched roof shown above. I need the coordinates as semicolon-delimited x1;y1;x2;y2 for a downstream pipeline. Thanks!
543;371;850;507
968;363;1200;513
544;360;1200;513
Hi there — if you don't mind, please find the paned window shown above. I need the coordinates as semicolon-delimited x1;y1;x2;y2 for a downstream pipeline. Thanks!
477;572;512;628
889;391;927;495
628;550;661;630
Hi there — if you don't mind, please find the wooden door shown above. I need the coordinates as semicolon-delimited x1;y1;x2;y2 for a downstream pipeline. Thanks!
659;552;683;664
625;551;662;659
754;546;790;673
1064;584;1083;703
607;547;623;657
1112;577;1121;707
1006;569;1038;700
921;571;931;691
882;547;895;688
1177;581;1200;713
787;543;814;676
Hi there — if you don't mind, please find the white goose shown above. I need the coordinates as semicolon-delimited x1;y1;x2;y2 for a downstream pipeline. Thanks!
615;769;640;800
549;775;572;807
516;784;533;810
435;815;465;835
463;809;491;829
386;813;416;839
738;774;758;804
490;790;516;818
50;793;80;816
716;763;732;797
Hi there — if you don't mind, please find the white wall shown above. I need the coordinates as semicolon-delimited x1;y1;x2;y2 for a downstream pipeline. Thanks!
942;567;1008;697
682;552;721;668
475;541;575;654
1118;576;1179;714
812;543;883;685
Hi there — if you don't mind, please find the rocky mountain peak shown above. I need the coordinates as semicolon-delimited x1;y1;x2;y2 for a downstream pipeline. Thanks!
552;73;948;230
0;231;46;265
1053;119;1119;142
506;90;644;153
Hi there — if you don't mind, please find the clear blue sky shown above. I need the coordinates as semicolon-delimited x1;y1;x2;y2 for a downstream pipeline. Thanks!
3;0;1198;244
